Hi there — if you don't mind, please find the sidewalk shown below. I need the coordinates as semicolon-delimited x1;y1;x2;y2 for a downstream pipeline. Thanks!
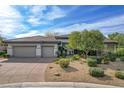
0;82;119;88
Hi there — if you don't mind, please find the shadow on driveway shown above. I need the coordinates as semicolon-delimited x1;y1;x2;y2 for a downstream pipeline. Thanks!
1;58;55;63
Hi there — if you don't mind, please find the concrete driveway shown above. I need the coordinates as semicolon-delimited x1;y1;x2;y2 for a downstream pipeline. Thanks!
0;58;54;84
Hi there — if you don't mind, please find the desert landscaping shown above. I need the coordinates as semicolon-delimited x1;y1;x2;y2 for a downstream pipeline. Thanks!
45;57;124;87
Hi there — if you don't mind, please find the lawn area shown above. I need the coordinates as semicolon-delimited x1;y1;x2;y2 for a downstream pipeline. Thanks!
45;58;124;87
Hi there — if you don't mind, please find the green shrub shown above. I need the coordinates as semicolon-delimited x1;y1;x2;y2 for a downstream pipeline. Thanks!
120;56;124;61
87;58;97;67
0;51;7;58
72;54;80;60
116;48;124;57
102;55;109;64
54;58;60;64
96;57;103;64
115;71;124;79
109;52;116;62
59;58;70;68
89;67;104;77
89;56;97;60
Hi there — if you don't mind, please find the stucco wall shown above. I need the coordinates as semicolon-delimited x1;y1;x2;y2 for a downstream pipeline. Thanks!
7;43;58;57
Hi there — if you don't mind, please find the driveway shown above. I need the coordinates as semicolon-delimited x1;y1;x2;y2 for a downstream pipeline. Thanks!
0;58;54;84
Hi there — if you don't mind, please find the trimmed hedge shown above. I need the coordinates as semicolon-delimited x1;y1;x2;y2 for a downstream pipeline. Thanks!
87;58;97;67
115;71;124;79
72;54;80;60
89;67;104;77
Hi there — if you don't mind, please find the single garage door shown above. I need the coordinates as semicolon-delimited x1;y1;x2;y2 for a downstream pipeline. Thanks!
13;46;36;57
42;46;54;57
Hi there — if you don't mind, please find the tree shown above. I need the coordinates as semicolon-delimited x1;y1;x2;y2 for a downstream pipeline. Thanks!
108;32;124;47
45;32;59;37
68;31;81;49
68;30;104;58
108;32;119;40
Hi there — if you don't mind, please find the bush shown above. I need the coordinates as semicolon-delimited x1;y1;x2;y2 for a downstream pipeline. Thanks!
109;52;116;62
115;71;124;79
116;48;124;57
102;55;109;64
72;54;80;60
54;58;60;64
96;57;103;64
89;67;104;77
89;56;97;60
0;51;7;58
59;58;70;68
120;56;124;61
87;58;97;67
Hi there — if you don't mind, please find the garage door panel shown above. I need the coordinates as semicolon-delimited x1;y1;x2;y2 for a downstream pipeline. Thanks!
42;46;54;57
13;46;36;57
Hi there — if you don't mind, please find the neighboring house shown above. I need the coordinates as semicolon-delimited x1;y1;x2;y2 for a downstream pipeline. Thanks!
5;35;118;58
104;39;118;53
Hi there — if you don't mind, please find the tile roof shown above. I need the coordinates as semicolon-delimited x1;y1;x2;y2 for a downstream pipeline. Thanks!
5;35;118;44
5;36;58;43
104;39;118;44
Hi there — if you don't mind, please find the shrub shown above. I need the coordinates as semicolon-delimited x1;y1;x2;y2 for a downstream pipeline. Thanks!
72;54;80;60
116;48;124;57
120;56;124;61
101;54;110;64
89;56;97;60
115;71;124;79
59;58;70;68
102;56;109;64
54;58;60;64
96;57;103;64
0;51;7;58
109;52;116;62
89;67;104;77
87;58;97;67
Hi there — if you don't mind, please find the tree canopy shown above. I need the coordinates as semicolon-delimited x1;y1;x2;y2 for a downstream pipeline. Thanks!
45;32;59;37
108;32;124;47
68;31;81;49
68;30;104;57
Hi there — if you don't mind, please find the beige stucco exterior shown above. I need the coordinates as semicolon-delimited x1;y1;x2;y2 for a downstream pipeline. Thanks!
7;43;58;58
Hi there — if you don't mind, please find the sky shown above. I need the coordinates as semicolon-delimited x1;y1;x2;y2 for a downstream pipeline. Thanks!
0;5;124;39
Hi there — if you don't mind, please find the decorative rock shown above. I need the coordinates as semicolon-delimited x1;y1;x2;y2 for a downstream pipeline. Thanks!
49;66;53;69
54;73;60;76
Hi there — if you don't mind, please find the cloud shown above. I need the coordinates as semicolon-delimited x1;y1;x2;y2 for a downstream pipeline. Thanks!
46;6;66;20
0;6;28;38
15;30;44;38
49;14;124;35
27;6;66;26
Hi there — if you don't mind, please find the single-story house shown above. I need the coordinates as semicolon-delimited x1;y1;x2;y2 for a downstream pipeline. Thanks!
5;36;69;58
5;35;118;58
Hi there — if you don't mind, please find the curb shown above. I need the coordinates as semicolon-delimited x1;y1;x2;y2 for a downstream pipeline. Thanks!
0;82;119;88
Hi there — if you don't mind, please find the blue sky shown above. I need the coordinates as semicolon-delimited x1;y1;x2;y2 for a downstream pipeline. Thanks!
0;5;124;39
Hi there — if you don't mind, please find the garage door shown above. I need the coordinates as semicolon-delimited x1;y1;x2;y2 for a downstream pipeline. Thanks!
42;46;54;57
13;46;36;57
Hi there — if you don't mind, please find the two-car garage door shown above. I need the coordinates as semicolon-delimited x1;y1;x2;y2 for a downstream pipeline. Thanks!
13;46;36;57
13;46;54;58
42;46;54;58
